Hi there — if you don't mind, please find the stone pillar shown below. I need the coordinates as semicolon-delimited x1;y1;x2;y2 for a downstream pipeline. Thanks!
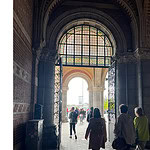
100;90;104;117
93;86;104;116
135;48;150;121
42;60;55;126
116;53;138;116
34;60;45;119
39;54;58;149
88;88;93;108
31;49;40;118
37;61;45;105
62;86;68;122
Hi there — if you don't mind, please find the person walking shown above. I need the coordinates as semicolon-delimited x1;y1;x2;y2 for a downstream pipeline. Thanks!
134;107;149;150
85;108;107;150
87;107;94;122
114;104;136;150
69;107;78;139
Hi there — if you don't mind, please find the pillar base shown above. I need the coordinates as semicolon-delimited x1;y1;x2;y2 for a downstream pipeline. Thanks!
42;125;58;149
62;116;68;123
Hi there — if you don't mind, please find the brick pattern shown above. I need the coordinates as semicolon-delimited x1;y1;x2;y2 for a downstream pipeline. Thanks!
13;75;31;103
13;18;31;49
13;0;34;149
13;113;32;146
13;29;32;73
13;0;33;38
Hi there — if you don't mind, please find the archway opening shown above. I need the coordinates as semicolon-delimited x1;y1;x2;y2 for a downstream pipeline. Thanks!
56;19;116;149
67;77;89;120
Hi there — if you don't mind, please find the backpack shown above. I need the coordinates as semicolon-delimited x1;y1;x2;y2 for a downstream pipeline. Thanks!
71;111;78;122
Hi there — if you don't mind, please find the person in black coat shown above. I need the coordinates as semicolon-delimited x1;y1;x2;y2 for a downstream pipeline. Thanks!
87;107;94;122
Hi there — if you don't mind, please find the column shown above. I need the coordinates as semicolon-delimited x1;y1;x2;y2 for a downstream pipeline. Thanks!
100;90;104;117
34;60;45;119
93;86;104;116
37;61;45;105
116;54;138;117
43;60;55;126
41;55;58;149
88;88;93;108
62;86;68;122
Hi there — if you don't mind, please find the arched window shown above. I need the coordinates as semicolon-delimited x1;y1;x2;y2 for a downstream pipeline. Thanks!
58;25;113;67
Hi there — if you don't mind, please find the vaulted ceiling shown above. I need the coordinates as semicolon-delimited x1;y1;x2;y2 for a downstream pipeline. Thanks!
32;0;150;56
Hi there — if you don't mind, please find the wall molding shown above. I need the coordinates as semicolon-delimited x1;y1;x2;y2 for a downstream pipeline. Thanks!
13;102;30;114
13;61;31;83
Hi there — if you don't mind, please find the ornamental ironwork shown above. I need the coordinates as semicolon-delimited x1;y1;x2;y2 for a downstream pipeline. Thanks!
54;59;62;148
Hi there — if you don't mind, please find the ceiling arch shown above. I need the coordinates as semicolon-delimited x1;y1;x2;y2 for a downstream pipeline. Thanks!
32;0;140;57
45;7;128;56
63;70;93;90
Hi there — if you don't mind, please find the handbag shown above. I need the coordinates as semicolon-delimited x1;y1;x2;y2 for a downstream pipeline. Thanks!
112;137;127;149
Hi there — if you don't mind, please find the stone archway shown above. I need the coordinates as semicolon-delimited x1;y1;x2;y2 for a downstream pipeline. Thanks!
61;67;108;122
62;68;93;122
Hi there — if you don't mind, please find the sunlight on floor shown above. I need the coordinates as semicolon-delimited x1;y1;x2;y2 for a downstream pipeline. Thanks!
60;116;113;150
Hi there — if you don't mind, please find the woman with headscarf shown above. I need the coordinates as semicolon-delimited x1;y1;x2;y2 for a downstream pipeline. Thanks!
85;108;107;150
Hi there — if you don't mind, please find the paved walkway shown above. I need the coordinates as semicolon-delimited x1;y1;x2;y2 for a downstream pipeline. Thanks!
60;120;113;150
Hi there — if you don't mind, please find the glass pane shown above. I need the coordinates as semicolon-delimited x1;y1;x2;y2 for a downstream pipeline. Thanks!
98;36;104;45
83;26;89;34
67;34;74;44
98;46;104;56
105;37;111;46
67;56;74;65
67;28;74;34
75;56;81;65
67;45;74;55
98;30;104;36
61;55;66;65
75;26;82;34
90;46;97;56
83;35;89;45
105;57;111;66
98;57;104;66
90;35;97;45
90;27;97;35
105;47;112;56
90;57;96;65
75;45;81;55
83;46;89;55
59;44;66;54
59;34;66;44
75;34;81;44
83;56;89;65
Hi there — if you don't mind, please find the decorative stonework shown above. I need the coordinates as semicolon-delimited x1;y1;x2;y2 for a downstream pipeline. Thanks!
93;86;105;92
13;62;31;83
39;47;56;62
115;52;137;63
135;48;150;60
116;48;150;63
13;102;30;114
116;0;138;19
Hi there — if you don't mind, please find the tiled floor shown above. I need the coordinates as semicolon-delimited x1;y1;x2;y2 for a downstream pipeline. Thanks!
60;119;113;150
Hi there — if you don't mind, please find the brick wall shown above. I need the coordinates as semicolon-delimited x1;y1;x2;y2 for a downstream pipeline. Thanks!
13;0;33;149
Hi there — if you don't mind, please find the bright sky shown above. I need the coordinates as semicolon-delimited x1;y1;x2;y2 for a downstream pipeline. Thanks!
67;74;108;105
67;77;89;105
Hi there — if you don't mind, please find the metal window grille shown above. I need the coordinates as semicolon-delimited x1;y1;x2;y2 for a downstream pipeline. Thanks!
58;25;113;67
